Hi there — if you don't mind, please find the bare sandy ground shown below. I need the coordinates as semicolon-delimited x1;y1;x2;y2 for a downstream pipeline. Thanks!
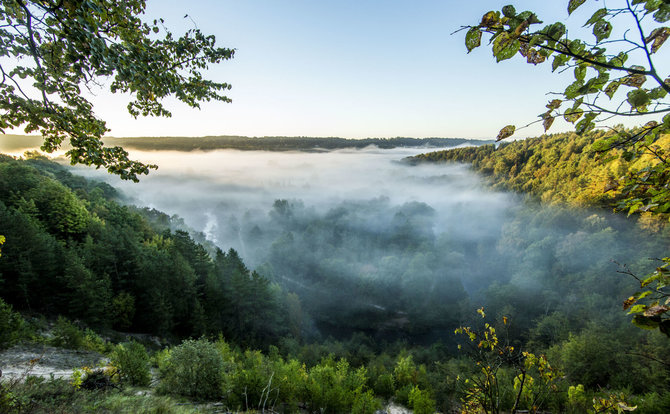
0;344;106;381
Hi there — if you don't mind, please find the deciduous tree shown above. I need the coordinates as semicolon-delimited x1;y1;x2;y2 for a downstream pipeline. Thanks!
0;0;234;180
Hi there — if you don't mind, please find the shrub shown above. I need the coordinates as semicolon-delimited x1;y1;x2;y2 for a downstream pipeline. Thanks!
0;298;25;349
409;386;435;414
304;358;368;414
351;389;381;414
50;316;109;352
158;338;224;400
50;316;84;349
111;341;151;387
227;350;274;411
373;373;395;400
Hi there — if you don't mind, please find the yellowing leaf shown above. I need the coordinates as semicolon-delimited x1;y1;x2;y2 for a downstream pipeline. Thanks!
543;113;555;131
645;27;670;53
546;99;562;110
480;11;500;28
623;296;636;310
497;125;515;141
492;32;521;62
644;305;669;317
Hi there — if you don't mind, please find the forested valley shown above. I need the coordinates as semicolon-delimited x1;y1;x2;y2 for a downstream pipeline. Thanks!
1;129;670;413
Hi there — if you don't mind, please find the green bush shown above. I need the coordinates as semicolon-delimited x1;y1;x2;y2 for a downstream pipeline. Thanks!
49;316;109;352
50;316;84;349
227;350;273;411
409;386;435;414
373;373;395;400
0;298;25;349
111;341;151;387
631;391;670;414
351;389;381;414
158;338;224;400
304;358;368;414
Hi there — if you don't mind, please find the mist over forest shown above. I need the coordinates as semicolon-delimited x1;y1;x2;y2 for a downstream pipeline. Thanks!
72;146;664;343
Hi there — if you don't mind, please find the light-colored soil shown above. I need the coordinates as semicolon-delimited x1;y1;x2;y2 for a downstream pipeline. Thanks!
0;344;106;381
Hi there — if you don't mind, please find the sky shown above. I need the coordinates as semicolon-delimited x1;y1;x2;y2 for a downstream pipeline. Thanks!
44;1;668;139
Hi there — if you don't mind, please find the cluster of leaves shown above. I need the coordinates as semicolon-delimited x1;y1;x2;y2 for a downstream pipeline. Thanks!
623;257;670;333
0;0;234;180
464;0;670;217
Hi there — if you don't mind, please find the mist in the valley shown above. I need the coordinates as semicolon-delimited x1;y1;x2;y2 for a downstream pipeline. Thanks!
72;146;664;342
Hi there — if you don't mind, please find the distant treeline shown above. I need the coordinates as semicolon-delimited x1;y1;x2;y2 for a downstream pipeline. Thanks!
105;136;490;152
0;134;491;153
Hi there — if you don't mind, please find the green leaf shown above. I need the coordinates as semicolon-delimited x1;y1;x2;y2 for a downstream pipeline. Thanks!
465;27;482;53
632;314;660;330
502;5;516;18
645;0;663;13
564;80;584;99
593;20;612;42
564;107;583;123
608;52;628;67
492;32;520;62
575;112;598;134
649;86;668;99
574;65;587;82
585;8;608;26
655;4;670;22
568;0;586;15
546;22;566;40
552;54;570;71
627;89;651;111
497;124;515;141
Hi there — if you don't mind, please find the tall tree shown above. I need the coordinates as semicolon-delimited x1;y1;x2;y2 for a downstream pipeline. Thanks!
0;0;234;180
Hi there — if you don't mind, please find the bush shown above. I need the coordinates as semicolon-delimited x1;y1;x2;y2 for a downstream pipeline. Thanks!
111;341;151;387
373;373;395;400
50;316;85;349
351;389;381;414
50;316;109;352
409;386;436;414
158;338;224;400
0;298;25;349
227;350;277;410
304;358;368;414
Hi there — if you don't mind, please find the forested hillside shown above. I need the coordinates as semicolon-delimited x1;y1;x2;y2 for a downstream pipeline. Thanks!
409;130;670;229
0;153;294;348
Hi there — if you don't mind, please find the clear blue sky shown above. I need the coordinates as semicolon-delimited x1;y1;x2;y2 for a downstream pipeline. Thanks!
86;1;629;139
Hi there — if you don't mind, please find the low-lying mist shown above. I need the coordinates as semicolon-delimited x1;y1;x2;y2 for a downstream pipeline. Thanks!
76;146;515;252
72;146;664;342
